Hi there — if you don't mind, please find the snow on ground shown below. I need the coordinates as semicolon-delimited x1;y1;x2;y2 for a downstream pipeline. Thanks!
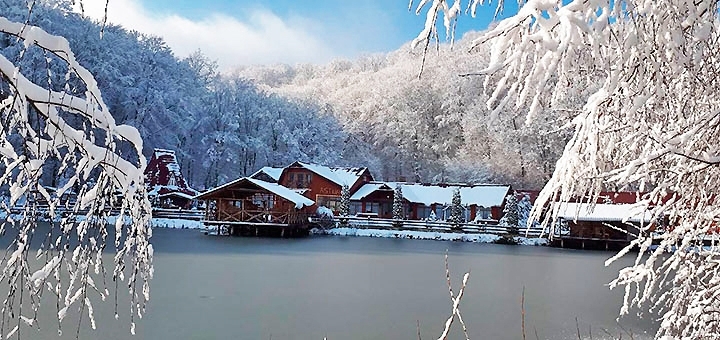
0;212;205;230
150;218;205;229
0;211;546;244
313;227;548;245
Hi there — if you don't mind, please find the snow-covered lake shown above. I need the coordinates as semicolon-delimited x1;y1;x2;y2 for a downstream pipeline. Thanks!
24;228;656;340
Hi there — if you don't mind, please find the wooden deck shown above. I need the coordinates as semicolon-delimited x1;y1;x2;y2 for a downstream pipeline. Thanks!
203;201;312;237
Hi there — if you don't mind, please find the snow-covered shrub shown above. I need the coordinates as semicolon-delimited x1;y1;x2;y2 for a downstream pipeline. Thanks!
316;206;334;219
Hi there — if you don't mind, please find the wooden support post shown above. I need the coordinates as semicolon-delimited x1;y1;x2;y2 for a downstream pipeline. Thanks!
605;241;609;251
255;227;259;237
582;240;585;249
560;239;564;248
281;228;286;238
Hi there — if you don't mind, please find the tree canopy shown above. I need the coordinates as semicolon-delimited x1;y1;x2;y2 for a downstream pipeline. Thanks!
413;0;720;338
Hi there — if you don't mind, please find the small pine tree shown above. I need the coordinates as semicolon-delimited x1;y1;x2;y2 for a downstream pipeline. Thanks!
517;194;533;231
392;184;404;220
339;184;350;217
449;188;465;228
500;194;520;235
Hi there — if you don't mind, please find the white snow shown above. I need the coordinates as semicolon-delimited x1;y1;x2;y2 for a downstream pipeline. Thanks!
158;191;195;200
313;227;547;245
196;177;314;209
294;161;366;187
316;206;334;218
150;218;204;229
351;182;510;207
250;167;284;181
555;202;653;223
349;183;386;201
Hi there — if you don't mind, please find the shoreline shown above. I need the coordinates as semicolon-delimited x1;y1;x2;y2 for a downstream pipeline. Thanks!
311;227;548;246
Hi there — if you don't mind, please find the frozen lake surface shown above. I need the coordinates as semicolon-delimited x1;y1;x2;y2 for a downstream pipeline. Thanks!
21;228;656;340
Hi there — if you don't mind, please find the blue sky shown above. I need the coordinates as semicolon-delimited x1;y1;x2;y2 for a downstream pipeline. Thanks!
81;0;517;68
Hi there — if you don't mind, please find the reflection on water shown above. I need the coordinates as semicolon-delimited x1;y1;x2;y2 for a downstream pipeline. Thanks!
9;228;658;339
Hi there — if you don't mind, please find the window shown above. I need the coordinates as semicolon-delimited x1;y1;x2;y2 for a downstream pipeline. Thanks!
251;193;275;210
477;208;491;220
350;202;362;215
417;205;433;219
289;172;313;188
366;202;380;214
316;195;341;211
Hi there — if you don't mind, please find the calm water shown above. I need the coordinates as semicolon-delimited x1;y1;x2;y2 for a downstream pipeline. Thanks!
22;229;657;340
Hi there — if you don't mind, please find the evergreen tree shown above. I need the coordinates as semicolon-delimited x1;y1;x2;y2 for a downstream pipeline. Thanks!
517;194;533;232
500;194;519;235
449;188;465;228
392;184;404;220
339;184;350;217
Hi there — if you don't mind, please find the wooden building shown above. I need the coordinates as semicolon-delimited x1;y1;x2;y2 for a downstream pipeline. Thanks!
278;161;373;214
195;177;315;237
145;149;198;209
250;166;284;183
552;202;655;250
349;182;511;221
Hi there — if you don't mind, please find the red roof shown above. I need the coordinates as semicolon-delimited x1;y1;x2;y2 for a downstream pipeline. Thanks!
145;149;197;196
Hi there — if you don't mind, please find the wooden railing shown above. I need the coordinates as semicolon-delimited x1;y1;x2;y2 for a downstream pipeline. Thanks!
208;208;311;226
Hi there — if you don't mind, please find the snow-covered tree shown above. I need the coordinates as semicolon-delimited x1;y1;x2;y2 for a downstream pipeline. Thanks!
413;0;720;337
392;184;404;220
517;194;533;231
448;188;464;227
499;194;519;234
0;12;151;337
339;184;350;217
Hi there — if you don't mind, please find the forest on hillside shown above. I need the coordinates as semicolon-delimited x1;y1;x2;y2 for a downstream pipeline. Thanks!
1;0;593;190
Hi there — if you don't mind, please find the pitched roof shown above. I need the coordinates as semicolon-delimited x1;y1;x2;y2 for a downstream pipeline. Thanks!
292;161;368;187
195;177;314;209
250;167;284;182
351;182;510;207
554;202;653;223
145;148;196;195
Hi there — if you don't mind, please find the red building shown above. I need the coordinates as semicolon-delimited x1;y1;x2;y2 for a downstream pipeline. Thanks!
278;161;373;214
349;182;511;221
145;149;198;208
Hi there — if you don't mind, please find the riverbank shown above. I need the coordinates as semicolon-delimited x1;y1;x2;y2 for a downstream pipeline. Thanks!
149;219;550;245
311;227;548;246
3;213;549;245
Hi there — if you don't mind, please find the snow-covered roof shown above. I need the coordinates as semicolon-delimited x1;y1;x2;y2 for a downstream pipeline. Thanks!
294;161;367;187
350;183;387;201
250;167;284;181
145;148;196;194
196;177;314;209
351;182;510;207
158;191;195;200
555;203;653;223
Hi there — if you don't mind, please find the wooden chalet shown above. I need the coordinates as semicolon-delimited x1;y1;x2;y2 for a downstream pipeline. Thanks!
195;177;315;237
250;166;284;183
551;202;655;250
145;149;198;209
278;161;373;214
349;182;511;221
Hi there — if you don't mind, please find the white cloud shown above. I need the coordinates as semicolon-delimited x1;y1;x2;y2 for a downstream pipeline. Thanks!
78;0;337;68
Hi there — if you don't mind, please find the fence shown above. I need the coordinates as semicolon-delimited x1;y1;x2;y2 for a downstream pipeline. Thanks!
314;216;546;237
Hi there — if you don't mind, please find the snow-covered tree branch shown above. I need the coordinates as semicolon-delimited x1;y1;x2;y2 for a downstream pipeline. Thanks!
413;0;720;338
0;13;151;338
